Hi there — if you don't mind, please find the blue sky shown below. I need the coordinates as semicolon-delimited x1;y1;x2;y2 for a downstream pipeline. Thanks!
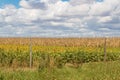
0;0;119;37
0;0;20;8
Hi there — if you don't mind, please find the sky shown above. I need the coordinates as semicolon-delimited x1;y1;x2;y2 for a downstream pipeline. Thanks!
0;0;120;37
0;0;20;8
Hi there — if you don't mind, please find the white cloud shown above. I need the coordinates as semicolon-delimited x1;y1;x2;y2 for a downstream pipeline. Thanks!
98;16;112;23
69;0;95;5
89;0;119;16
0;0;120;37
20;0;47;9
19;0;31;8
63;4;90;16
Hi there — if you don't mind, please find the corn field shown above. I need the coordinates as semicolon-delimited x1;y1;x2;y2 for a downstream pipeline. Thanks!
0;37;120;68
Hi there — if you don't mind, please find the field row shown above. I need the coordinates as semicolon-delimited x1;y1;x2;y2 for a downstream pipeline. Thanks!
0;38;120;47
0;46;119;68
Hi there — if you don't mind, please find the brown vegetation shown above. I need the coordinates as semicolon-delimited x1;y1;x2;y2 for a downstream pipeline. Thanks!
0;37;120;47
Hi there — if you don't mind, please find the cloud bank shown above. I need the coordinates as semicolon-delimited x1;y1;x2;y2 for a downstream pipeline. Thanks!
0;0;120;37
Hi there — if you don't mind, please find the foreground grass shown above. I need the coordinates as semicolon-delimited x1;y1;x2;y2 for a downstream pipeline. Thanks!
0;61;120;80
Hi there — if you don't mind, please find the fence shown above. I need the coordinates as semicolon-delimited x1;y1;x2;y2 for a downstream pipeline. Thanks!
0;37;120;68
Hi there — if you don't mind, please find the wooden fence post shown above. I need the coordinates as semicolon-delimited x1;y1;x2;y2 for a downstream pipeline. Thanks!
29;37;32;68
104;37;107;62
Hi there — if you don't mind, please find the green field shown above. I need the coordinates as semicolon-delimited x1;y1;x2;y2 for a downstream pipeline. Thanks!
0;38;120;80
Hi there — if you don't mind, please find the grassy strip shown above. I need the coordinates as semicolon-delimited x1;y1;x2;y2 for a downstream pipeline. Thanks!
0;61;120;80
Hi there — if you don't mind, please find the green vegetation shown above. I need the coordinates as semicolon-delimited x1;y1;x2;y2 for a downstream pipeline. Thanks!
0;61;120;80
0;47;120;68
0;38;120;80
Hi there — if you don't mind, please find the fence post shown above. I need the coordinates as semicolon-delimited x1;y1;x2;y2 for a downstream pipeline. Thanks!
29;37;32;68
104;37;107;62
